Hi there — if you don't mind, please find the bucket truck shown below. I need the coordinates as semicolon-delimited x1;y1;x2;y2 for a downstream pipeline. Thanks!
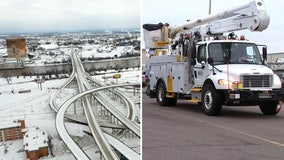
143;0;284;116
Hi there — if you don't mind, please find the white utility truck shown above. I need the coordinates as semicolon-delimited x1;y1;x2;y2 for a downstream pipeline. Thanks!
143;0;284;116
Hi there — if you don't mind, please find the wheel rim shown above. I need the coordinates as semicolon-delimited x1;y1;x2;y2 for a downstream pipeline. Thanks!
158;86;164;102
204;90;212;110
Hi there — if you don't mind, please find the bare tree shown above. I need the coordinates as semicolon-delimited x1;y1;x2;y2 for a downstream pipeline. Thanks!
3;71;11;84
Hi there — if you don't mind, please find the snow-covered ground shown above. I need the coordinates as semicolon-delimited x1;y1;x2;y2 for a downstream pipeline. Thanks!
26;44;136;67
81;44;133;58
0;68;141;159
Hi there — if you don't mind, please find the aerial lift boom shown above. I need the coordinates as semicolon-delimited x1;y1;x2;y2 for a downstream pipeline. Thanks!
170;0;269;39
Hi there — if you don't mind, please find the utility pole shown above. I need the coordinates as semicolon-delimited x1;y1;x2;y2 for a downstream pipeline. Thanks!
209;0;212;14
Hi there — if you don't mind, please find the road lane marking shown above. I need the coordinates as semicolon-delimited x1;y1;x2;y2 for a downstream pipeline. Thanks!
149;106;284;148
204;120;284;148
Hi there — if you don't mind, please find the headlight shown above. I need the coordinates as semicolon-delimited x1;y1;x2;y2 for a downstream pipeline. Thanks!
218;79;243;90
218;79;231;86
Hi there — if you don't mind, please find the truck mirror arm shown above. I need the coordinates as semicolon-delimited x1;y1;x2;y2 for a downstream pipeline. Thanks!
201;61;206;69
262;47;267;60
191;59;197;65
262;46;267;65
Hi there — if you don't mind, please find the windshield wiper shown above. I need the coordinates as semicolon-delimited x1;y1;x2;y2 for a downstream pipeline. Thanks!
213;65;222;73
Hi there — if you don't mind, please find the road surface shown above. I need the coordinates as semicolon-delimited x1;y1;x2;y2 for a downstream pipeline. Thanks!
142;92;284;160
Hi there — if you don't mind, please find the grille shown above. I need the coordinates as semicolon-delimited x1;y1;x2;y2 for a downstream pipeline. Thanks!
241;75;272;88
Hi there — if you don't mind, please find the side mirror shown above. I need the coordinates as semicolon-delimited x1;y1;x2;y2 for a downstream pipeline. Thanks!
190;46;196;59
191;59;196;65
208;57;214;65
262;47;267;60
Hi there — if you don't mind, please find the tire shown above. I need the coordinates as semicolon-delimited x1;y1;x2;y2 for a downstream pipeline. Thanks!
201;83;223;116
149;90;156;98
168;97;177;106
146;83;156;98
156;82;177;106
259;101;281;115
156;82;167;106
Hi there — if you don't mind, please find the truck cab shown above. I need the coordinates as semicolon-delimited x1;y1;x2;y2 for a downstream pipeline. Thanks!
193;40;281;89
189;40;283;115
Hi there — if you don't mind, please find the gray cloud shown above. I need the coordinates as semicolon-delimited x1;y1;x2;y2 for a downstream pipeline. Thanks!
0;0;139;33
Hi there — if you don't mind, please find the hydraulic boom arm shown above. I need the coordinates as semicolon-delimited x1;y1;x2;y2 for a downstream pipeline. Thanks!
170;0;269;38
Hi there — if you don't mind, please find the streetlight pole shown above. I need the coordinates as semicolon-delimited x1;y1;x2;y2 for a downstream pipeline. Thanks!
209;0;212;15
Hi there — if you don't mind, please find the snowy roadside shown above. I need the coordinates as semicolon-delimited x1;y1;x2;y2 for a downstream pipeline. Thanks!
0;68;140;159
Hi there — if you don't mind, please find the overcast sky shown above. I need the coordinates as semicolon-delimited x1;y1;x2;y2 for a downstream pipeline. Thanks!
142;0;284;53
0;0;139;33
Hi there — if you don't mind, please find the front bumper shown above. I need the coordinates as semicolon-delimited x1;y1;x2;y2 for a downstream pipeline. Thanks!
224;89;284;103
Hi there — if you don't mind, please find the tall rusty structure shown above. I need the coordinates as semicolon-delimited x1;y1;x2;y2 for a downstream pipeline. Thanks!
6;38;27;58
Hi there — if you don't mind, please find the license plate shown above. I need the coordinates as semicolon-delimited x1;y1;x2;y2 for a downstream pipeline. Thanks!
259;92;272;98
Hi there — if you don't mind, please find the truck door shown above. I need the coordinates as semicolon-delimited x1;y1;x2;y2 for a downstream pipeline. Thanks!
172;62;189;93
194;44;210;87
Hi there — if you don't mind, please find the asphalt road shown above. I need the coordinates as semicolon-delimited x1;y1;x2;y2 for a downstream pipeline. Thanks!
142;92;284;160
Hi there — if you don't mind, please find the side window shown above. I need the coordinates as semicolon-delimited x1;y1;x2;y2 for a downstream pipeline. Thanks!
197;45;206;63
246;45;261;63
246;46;254;58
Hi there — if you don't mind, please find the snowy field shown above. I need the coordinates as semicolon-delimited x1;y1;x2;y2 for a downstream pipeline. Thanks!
0;68;141;159
25;44;137;66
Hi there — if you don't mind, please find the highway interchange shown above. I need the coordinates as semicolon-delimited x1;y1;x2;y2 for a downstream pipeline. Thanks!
142;92;284;160
49;50;140;159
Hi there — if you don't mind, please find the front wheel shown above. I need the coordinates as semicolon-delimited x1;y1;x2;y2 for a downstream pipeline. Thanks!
259;101;281;115
201;83;223;116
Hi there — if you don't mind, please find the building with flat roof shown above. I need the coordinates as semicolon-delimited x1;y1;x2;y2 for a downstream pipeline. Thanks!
23;127;49;160
0;120;25;142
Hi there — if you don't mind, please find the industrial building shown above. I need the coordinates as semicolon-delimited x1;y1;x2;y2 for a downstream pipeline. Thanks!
6;38;27;58
267;52;284;70
0;38;27;69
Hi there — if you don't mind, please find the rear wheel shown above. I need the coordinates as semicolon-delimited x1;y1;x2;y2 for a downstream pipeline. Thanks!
156;82;167;106
148;90;156;98
168;97;177;106
156;82;177;106
201;83;223;116
146;83;156;98
259;101;281;115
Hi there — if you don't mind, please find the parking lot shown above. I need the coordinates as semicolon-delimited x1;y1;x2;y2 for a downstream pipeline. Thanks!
142;93;284;160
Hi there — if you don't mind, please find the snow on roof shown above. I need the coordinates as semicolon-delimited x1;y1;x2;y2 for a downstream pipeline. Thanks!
0;120;21;130
23;128;48;151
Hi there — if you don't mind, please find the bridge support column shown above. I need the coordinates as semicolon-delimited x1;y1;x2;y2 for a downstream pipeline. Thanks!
73;101;77;115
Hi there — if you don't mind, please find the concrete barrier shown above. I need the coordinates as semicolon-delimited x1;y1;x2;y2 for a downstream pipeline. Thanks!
0;57;140;78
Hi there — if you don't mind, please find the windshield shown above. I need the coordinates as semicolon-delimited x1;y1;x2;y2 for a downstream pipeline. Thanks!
208;42;262;65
